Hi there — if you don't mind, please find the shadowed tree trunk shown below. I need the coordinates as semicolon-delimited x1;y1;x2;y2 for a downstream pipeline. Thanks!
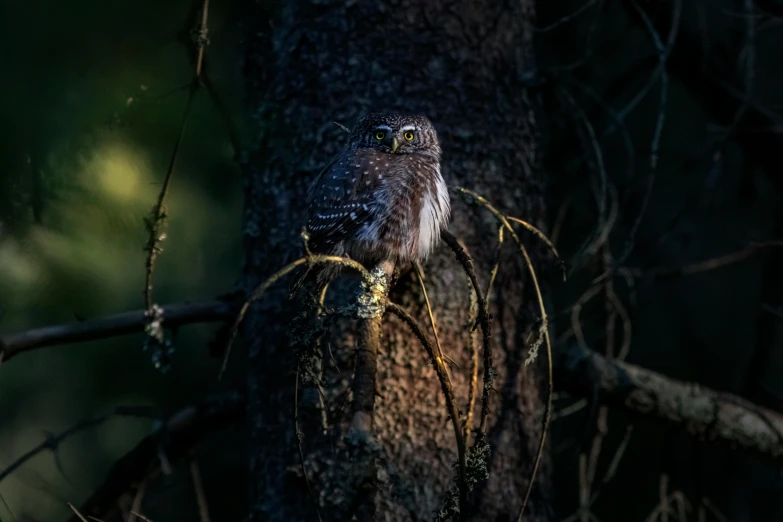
240;1;550;520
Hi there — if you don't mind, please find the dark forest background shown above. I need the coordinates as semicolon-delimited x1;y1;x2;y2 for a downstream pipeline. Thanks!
1;0;781;521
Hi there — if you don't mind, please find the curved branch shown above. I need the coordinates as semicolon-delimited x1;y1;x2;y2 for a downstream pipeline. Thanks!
453;188;554;521
440;230;494;440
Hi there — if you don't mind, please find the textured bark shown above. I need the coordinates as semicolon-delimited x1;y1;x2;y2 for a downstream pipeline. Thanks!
241;1;549;520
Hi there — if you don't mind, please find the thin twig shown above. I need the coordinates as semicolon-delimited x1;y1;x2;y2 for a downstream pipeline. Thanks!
506;217;565;280
464;281;479;445
588;426;633;505
485;226;505;302
143;83;197;311
720;0;755;140
534;0;599;32
558;88;608;236
701;498;727;522
440;230;493;440
0;407;157;485
570;284;603;353
414;262;449;366
0;492;16;522
127;481;147;522
620;0;681;262
130;512;154;522
386;302;468;519
69;504;90;522
552;398;588;421
143;0;210;311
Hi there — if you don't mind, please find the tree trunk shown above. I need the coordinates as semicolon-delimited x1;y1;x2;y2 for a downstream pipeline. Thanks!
240;1;550;520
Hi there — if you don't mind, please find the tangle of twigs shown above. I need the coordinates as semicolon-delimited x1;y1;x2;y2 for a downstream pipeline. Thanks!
453;187;556;522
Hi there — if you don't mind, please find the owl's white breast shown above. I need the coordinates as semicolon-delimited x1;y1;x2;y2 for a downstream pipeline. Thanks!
417;168;450;260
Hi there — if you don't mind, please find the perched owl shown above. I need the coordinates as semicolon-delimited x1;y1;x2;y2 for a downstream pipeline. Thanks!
297;113;450;291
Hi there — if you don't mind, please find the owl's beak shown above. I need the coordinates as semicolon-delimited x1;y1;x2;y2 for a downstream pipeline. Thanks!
390;137;400;152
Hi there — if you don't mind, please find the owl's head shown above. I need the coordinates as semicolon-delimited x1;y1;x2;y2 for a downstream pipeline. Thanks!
350;113;441;156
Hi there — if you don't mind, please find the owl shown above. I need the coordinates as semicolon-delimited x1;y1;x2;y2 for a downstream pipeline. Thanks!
298;113;450;291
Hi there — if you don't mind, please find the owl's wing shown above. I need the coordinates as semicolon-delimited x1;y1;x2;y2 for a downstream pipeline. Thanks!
306;149;379;252
306;151;341;206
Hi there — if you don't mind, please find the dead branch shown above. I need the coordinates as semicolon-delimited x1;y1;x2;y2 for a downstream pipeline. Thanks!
68;391;244;522
557;344;783;460
0;300;233;364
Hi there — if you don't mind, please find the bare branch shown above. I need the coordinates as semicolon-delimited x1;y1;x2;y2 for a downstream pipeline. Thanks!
0;407;158;485
0;300;233;364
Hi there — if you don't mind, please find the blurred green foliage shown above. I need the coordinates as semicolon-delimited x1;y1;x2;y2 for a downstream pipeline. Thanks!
0;0;247;519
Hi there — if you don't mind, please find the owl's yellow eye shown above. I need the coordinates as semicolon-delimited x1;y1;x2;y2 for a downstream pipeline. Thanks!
404;131;415;141
375;131;385;141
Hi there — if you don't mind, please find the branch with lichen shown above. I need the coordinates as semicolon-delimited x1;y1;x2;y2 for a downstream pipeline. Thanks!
141;0;212;371
350;260;395;522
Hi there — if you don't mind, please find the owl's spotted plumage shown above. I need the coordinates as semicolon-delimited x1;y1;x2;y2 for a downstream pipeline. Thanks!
303;113;450;285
